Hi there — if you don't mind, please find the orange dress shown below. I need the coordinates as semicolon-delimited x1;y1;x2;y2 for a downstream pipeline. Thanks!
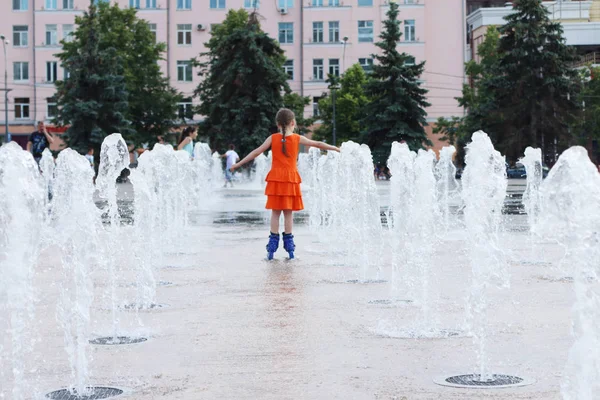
265;133;304;211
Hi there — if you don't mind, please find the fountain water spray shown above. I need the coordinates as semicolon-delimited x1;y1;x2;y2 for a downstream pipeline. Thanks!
40;148;55;203
193;142;213;193
252;153;268;189
0;142;44;399
519;147;543;234
96;134;130;338
434;145;459;233
537;147;600;400
211;152;223;188
51;148;99;396
461;131;508;381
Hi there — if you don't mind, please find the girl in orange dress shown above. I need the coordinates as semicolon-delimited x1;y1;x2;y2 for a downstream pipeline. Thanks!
230;108;340;259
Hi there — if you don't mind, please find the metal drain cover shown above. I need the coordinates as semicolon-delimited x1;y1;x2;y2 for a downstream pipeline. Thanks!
434;374;535;389
122;303;165;310
46;387;123;399
346;279;387;284
89;336;147;345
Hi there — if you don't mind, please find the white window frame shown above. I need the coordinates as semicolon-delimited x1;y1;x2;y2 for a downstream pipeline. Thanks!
359;57;373;71
177;61;192;82
278;23;293;44
13;0;29;11
46;61;58;83
13;62;29;82
45;24;58;46
358;0;372;6
313;0;323;6
328;21;339;43
64;67;70;79
177;24;192;45
15;98;30;120
405;55;416;66
313;59;324;81
358;20;373;43
62;24;74;42
329;58;339;77
45;0;57;10
313;96;321;117
278;0;293;8
47;97;57;119
312;22;323;43
129;0;140;8
210;0;225;8
146;0;157;7
283;59;294;80
176;0;191;10
177;98;193;120
404;20;416;42
63;0;74;9
328;0;339;5
13;26;28;48
244;0;259;7
149;23;157;42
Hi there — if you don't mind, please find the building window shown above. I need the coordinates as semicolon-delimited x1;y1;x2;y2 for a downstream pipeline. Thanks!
313;0;323;6
177;24;192;45
146;0;157;7
210;0;225;8
13;62;29;81
45;0;57;9
404;0;416;3
359;57;373;72
313;96;322;117
404;20;415;42
358;20;373;43
278;23;293;44
63;0;73;9
312;22;323;43
177;61;192;82
176;0;191;10
149;23;157;42
46;25;58;46
244;0;259;7
328;21;339;43
358;0;372;5
329;58;339;77
178;98;193;120
47;97;58;118
313;59;324;80
329;0;339;5
278;0;293;8
63;24;74;42
283;59;294;80
15;98;30;119
64;67;70;79
46;61;58;83
13;0;29;11
406;56;415;66
129;0;140;7
13;26;28;48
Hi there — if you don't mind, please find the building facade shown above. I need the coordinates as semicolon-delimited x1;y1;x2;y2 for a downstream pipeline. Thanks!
0;0;466;151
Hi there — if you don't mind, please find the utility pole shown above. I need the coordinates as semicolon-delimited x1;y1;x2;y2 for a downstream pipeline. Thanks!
0;35;10;143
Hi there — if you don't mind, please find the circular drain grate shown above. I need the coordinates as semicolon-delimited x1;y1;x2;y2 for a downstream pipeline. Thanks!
158;281;173;286
346;279;388;284
122;303;165;310
89;336;147;345
434;374;534;389
46;387;123;399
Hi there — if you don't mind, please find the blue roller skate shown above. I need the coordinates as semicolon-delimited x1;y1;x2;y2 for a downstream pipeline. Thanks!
266;232;280;260
282;233;295;259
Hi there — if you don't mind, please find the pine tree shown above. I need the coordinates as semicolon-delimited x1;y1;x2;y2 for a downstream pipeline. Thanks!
489;0;580;162
361;1;430;161
196;11;290;155
54;2;131;172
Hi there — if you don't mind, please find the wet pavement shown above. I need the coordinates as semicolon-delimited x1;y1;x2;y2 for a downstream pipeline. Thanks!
12;180;574;399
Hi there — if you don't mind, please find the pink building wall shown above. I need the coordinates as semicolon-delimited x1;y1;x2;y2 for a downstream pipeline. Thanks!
0;0;466;151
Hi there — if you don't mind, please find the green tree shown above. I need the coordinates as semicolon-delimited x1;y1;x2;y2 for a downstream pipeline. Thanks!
489;0;580;162
195;12;290;155
283;93;314;136
56;1;180;149
361;1;430;161
315;64;370;145
54;3;131;172
572;67;600;163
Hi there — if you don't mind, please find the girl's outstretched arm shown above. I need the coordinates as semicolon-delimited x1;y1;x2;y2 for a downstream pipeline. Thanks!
299;136;340;152
230;136;273;171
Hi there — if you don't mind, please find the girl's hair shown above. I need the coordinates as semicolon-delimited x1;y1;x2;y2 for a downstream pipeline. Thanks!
275;108;295;157
178;126;195;145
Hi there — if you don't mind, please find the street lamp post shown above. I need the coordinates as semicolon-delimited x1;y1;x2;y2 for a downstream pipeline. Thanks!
0;35;10;143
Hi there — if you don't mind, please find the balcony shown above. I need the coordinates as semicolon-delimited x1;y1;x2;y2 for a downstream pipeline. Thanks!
571;51;600;68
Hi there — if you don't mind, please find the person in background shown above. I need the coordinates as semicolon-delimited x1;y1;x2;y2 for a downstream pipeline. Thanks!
27;121;54;164
85;148;94;169
177;126;197;158
221;144;240;188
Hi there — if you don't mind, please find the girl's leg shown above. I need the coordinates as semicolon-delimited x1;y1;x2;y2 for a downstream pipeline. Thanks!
283;210;293;234
270;210;282;233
